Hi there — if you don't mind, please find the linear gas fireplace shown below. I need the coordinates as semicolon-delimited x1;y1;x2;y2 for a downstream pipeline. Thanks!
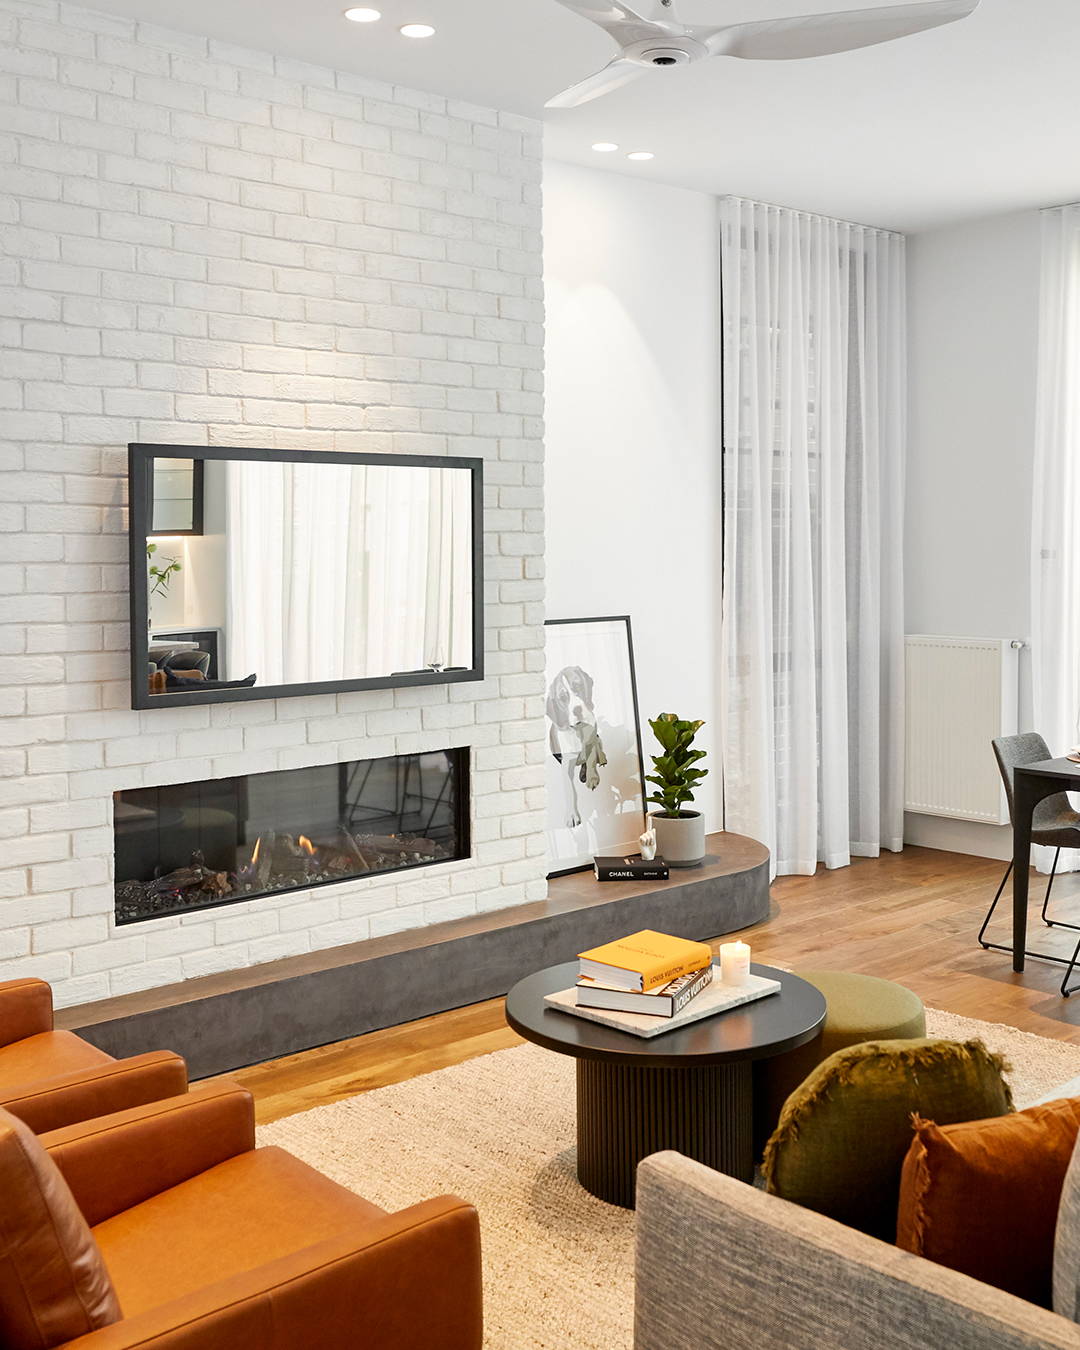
113;748;470;925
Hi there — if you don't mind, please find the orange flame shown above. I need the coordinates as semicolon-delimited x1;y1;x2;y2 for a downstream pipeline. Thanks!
298;835;316;856
251;837;261;864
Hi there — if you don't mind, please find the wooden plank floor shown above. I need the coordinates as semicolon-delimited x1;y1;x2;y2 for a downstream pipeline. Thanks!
219;846;1080;1124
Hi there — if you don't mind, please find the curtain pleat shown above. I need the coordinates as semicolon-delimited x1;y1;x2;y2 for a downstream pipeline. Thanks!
720;197;906;877
1032;205;1080;872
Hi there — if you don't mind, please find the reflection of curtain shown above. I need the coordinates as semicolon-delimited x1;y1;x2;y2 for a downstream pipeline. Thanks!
226;461;472;684
719;197;906;878
1032;205;1080;872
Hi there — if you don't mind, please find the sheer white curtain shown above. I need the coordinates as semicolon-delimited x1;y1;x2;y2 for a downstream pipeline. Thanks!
1032;204;1080;871
719;197;906;877
226;460;472;684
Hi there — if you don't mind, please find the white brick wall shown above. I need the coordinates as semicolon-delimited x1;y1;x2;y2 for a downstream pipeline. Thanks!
0;0;547;1008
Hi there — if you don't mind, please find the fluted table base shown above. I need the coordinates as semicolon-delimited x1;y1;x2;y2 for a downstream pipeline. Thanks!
575;1057;753;1208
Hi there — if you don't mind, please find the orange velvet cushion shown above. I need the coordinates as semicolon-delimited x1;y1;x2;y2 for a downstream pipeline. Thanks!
897;1097;1080;1306
0;1107;120;1348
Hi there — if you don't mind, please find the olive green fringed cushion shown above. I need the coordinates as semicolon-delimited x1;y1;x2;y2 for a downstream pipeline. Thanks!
762;1038;1014;1240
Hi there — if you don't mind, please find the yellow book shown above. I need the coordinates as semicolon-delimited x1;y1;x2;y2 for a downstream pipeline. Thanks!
578;929;712;993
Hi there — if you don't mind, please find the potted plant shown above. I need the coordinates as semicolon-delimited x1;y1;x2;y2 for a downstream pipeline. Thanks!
645;713;708;868
146;542;181;628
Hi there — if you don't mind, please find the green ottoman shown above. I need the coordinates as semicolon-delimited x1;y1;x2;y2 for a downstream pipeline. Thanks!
753;970;926;1153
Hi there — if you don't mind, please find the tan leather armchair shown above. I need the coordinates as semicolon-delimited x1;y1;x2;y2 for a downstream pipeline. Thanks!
0;978;187;1133
3;1083;483;1349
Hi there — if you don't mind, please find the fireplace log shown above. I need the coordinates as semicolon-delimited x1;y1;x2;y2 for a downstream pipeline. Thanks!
337;828;371;872
362;834;445;859
271;833;309;882
254;832;275;889
149;863;230;897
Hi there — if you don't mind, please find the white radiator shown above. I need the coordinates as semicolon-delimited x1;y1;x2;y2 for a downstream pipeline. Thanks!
904;636;1020;824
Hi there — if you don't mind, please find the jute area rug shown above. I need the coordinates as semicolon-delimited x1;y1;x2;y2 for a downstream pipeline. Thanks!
257;1010;1080;1350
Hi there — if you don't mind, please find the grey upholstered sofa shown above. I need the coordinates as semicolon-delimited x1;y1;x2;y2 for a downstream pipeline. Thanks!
635;1150;1080;1350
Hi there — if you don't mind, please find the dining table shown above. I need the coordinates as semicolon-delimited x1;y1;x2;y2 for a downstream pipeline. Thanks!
1010;757;1080;972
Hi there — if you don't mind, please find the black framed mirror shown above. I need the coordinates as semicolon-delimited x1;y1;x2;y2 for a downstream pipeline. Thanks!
129;444;485;709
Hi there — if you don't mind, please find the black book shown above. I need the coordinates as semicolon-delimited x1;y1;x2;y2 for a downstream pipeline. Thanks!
576;962;713;1016
593;854;670;882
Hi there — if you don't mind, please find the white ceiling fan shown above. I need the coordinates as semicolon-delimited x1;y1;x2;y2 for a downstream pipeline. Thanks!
545;0;981;108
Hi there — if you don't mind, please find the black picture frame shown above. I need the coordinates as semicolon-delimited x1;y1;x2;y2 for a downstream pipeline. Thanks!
544;615;647;878
129;443;485;710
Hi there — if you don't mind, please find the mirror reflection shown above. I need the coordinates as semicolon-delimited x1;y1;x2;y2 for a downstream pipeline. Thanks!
141;454;477;698
150;458;202;534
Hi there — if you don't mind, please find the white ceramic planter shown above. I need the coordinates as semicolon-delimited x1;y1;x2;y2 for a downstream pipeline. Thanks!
649;810;706;868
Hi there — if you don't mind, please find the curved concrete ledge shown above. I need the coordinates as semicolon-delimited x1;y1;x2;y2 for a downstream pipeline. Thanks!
60;830;770;1077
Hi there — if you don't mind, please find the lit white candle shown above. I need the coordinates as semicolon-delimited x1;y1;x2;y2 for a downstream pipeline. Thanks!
720;940;751;986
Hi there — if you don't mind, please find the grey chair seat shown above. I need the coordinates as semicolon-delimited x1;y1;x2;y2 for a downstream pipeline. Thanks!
1032;792;1080;848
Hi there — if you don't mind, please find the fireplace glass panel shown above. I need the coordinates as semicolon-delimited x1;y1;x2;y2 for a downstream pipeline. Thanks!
114;749;469;924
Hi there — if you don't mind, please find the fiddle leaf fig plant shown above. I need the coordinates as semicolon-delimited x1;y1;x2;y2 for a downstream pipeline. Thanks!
645;713;708;819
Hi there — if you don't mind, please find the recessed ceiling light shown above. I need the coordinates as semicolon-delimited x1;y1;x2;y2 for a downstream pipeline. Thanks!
400;22;435;37
591;142;619;153
344;6;381;20
627;150;654;161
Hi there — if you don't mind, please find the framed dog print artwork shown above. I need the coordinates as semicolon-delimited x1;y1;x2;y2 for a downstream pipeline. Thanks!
544;615;647;877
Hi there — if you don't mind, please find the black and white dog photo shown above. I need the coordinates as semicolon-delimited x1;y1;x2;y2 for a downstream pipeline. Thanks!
543;617;646;874
546;664;608;829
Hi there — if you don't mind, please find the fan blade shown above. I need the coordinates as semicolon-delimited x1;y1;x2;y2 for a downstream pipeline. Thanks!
552;0;680;32
550;0;684;42
545;57;646;109
706;0;979;61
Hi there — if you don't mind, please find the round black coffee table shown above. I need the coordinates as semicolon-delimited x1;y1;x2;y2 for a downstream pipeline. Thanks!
505;961;826;1208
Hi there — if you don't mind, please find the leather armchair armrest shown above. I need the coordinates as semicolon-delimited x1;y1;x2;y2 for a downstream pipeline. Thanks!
1;1050;188;1134
64;1197;483;1350
0;978;53;1045
42;1081;254;1226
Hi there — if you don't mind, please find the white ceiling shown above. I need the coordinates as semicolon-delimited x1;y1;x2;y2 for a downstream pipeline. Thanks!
84;0;1080;231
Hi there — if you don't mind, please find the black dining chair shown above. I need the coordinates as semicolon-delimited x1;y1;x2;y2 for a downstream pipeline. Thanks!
979;733;1080;995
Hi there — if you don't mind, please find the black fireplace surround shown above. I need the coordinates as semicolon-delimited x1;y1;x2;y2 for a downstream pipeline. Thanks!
113;749;470;925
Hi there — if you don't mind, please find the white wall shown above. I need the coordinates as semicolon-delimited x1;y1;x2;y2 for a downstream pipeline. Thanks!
546;174;1046;865
543;162;721;828
904;209;1042;858
0;0;546;1007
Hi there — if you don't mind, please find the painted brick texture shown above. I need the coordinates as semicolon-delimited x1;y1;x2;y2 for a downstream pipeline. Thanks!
0;0;547;1007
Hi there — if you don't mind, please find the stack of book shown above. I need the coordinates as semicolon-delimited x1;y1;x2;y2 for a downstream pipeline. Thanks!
544;927;782;1038
575;929;713;1018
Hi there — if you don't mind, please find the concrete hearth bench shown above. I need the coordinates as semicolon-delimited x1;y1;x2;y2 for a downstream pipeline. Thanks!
58;831;769;1077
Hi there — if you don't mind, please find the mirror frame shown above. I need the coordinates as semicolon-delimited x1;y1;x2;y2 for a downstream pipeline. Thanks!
129;443;485;710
